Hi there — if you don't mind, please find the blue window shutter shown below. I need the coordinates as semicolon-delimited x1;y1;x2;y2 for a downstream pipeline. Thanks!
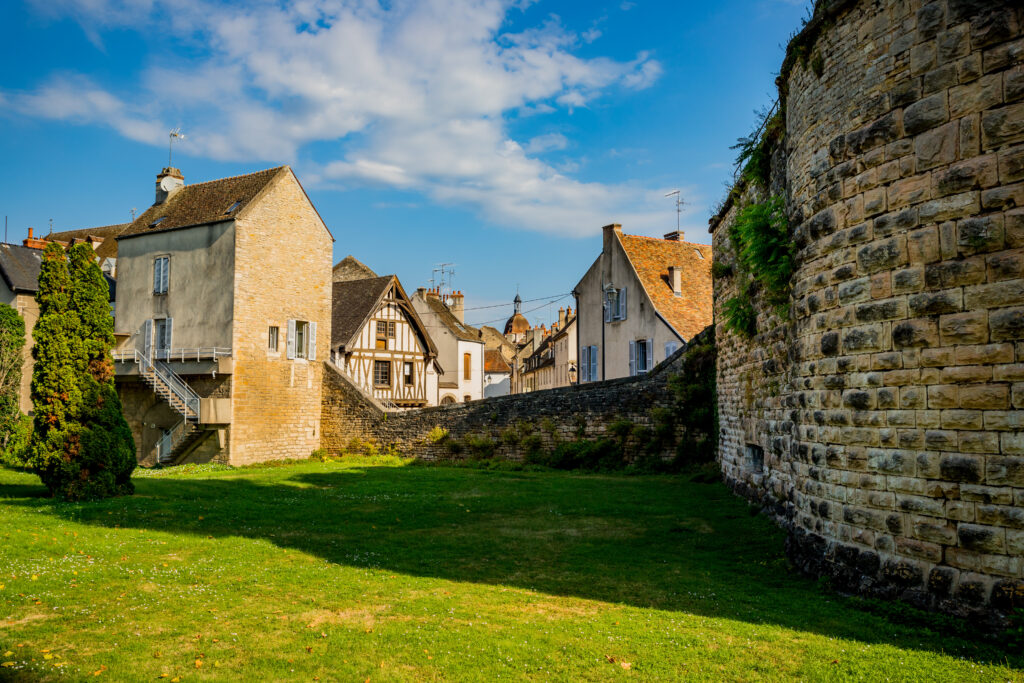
286;319;296;359
161;257;169;293
153;259;160;293
143;319;152;356
604;292;612;322
646;339;653;371
309;321;317;361
166;317;173;353
620;287;627;320
580;346;588;381
628;340;635;377
591;346;598;381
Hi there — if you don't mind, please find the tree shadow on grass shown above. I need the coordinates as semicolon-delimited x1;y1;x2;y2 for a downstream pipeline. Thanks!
4;462;1021;669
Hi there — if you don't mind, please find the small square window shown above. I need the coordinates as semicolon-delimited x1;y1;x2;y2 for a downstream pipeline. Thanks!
295;321;309;359
153;256;169;295
387;321;396;338
376;338;387;350
376;321;387;336
404;362;414;386
268;326;279;352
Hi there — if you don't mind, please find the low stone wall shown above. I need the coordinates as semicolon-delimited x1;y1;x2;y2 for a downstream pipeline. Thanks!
321;331;706;461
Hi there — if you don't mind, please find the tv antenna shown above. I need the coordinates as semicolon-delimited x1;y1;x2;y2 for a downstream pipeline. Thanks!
130;207;137;222
168;128;185;167
665;190;684;232
431;262;455;296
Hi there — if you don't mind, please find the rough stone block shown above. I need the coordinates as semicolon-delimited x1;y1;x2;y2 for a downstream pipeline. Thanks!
958;523;1006;553
998;145;1024;184
981;182;1024;211
892;318;938;348
955;344;1015;366
1006;65;1024;103
939;310;988;345
976;504;1024;529
981;36;1024;74
886;179;930;212
961;484;1014;505
949;74;1003;119
957;214;1005;254
856;298;907;323
914;121;959;171
870;272;892;299
924;64;959;94
925;257;986;289
847;111;903;154
1002;431;1024;454
985;409;1024;429
1008;209;1024;248
892;266;925;293
921;347;955;366
940;409;983;430
960;114;981;157
857;237;908;274
986;249;1024;281
982;102;1024;148
990;306;1024;341
970;7;1020;49
908;288;963;316
940;365;993;383
838;277;870;304
842;324;886;353
927;384;959;409
993;364;1024;381
938;452;985;482
907;227;940;264
934;154;998;196
959;430;1000;453
918;191;980;223
904;92;949;136
900;385;926;409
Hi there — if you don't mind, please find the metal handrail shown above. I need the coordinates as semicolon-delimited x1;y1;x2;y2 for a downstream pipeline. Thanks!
153;359;201;420
113;347;232;362
157;419;192;464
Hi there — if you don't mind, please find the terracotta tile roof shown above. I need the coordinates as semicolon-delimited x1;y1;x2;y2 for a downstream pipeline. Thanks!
484;349;511;374
332;275;437;357
119;167;287;239
0;244;42;293
333;255;378;282
618;234;713;340
46;223;129;260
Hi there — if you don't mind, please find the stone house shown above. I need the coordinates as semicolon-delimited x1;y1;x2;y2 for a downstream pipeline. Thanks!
573;224;712;382
483;349;511;398
330;270;440;408
411;288;484;403
112;165;333;466
551;307;578;387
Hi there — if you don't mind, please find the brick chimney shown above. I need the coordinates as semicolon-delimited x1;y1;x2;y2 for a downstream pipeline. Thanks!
668;266;682;296
155;167;185;205
664;230;684;241
23;227;48;250
426;287;440;299
450;290;465;323
558;306;566;329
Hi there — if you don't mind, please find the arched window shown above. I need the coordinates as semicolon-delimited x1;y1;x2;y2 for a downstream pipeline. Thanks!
463;352;472;380
441;395;456;405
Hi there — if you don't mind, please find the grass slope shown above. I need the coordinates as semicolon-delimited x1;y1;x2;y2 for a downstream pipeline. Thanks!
0;457;1020;681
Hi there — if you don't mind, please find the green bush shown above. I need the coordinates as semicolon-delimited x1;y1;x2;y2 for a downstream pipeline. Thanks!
309;448;330;461
0;414;32;468
427;426;449;444
667;329;718;466
0;303;26;452
722;295;757;338
463;433;495;460
729;195;793;305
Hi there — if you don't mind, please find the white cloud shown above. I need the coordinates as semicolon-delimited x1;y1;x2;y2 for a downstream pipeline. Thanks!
10;0;674;237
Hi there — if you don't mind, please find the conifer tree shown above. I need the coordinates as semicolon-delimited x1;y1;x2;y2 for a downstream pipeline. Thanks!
29;242;135;499
29;242;83;495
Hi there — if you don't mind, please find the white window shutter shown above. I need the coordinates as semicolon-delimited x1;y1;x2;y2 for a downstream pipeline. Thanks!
646;339;653;371
143;319;152;356
620;287;627;320
161;257;169;293
628;340;635;377
166;317;173;353
286;319;296;359
308;321;317;361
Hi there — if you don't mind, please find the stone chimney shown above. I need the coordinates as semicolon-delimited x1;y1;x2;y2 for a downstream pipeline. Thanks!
450;290;465;323
668;266;683;296
558;306;567;329
602;223;622;283
155;167;185;205
664;230;684;241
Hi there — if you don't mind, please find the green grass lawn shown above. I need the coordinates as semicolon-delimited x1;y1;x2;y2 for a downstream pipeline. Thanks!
0;457;1021;681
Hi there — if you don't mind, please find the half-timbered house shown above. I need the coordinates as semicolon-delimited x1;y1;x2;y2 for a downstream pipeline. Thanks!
331;274;440;408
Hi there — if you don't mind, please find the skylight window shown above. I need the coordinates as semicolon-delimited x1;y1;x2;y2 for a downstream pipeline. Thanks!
694;248;705;259
225;201;242;214
149;216;167;228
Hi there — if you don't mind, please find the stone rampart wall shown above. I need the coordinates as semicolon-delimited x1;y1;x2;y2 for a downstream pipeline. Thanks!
713;0;1024;623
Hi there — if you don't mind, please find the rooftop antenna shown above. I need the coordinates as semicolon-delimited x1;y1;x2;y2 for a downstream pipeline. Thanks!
4;216;7;245
48;218;53;236
168;128;185;167
130;208;137;222
665;190;684;232
433;262;455;297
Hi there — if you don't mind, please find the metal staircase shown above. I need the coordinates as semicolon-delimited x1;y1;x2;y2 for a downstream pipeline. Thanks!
127;350;206;465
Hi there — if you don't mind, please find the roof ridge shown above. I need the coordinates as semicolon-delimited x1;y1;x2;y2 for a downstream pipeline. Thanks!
180;165;287;190
620;233;710;248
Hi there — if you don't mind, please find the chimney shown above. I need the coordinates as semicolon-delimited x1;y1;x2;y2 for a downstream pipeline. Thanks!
450;290;465;323
155;167;185;205
23;227;48;250
602;223;622;284
668;266;683;296
663;230;684;241
426;287;440;299
558;306;566;329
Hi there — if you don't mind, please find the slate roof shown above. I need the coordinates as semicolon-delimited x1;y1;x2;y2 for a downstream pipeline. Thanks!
0;244;42;293
618;234;713;341
333;255;378;282
418;295;481;343
332;276;394;350
119;167;287;239
332;275;437;356
484;349;511;375
47;223;128;260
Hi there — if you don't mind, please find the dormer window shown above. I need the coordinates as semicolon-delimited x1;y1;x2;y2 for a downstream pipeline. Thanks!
224;201;241;214
149;216;167;229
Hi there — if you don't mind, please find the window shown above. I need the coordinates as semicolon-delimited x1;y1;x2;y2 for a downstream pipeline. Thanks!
376;338;388;350
286;320;317;360
604;287;627;322
268;326;279;352
374;360;391;387
376;321;387;336
580;345;599;382
745;443;765;471
629;339;653;376
665;341;679;358
153;256;169;294
404;362;414;386
224;200;241;214
149;216;167;229
387;321;396;338
463;352;472;380
464;395;472;403
152;318;172;359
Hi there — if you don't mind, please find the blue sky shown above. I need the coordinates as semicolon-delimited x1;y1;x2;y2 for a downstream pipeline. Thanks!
0;0;811;329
